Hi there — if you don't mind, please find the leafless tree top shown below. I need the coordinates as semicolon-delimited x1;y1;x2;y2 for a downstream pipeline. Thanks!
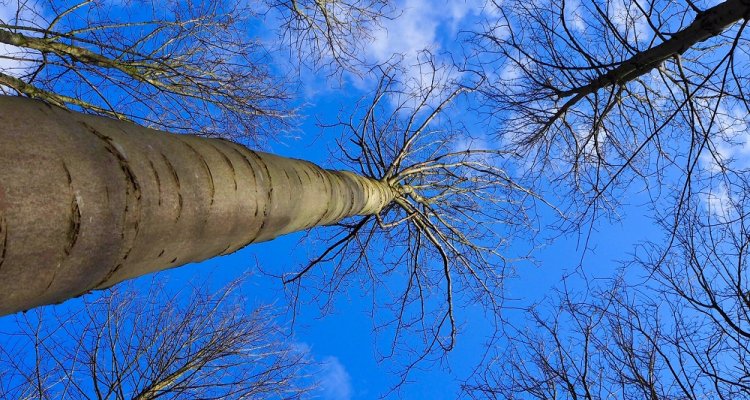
269;57;556;388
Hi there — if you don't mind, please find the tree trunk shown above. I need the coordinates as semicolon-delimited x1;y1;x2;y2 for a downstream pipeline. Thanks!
0;96;395;315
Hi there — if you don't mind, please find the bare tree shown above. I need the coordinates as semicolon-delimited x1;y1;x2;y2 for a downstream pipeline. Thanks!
464;222;750;400
0;0;399;137
461;168;750;399
0;0;291;140
638;188;750;398
0;0;418;314
0;278;314;399
462;276;681;399
0;55;557;400
0;58;548;384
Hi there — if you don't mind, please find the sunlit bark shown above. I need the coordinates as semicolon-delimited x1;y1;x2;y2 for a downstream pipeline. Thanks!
0;96;395;315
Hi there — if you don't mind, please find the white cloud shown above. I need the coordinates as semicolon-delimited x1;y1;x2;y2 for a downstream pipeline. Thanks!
498;56;526;83
702;184;733;221
366;0;484;62
697;103;750;218
563;0;587;33
319;356;353;400
446;0;485;34
368;0;439;64
699;104;750;171
571;123;608;163
357;0;485;90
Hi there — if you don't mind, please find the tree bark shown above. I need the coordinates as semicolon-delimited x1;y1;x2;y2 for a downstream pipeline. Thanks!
0;96;395;315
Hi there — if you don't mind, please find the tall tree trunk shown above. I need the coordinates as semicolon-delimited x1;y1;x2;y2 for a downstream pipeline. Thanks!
0;96;396;315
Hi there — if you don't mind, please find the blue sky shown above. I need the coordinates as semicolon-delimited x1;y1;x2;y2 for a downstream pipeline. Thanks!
1;0;730;398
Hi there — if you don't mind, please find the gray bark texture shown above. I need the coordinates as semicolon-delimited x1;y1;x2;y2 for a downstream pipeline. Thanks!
0;96;395;315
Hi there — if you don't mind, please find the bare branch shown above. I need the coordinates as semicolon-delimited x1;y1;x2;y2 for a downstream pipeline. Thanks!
0;0;293;141
0;277;316;399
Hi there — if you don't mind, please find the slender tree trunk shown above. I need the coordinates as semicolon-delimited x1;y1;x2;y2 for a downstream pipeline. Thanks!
0;96;395;315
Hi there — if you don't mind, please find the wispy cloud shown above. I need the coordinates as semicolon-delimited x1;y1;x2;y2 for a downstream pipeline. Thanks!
697;104;750;171
364;0;487;65
608;0;653;43
368;0;441;63
697;103;750;219
354;0;485;88
319;356;353;400
563;0;587;33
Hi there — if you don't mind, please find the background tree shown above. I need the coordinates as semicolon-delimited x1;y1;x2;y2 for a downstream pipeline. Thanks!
460;0;750;397
0;0;396;134
0;0;293;140
472;0;750;229
0;278;314;399
464;204;750;399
